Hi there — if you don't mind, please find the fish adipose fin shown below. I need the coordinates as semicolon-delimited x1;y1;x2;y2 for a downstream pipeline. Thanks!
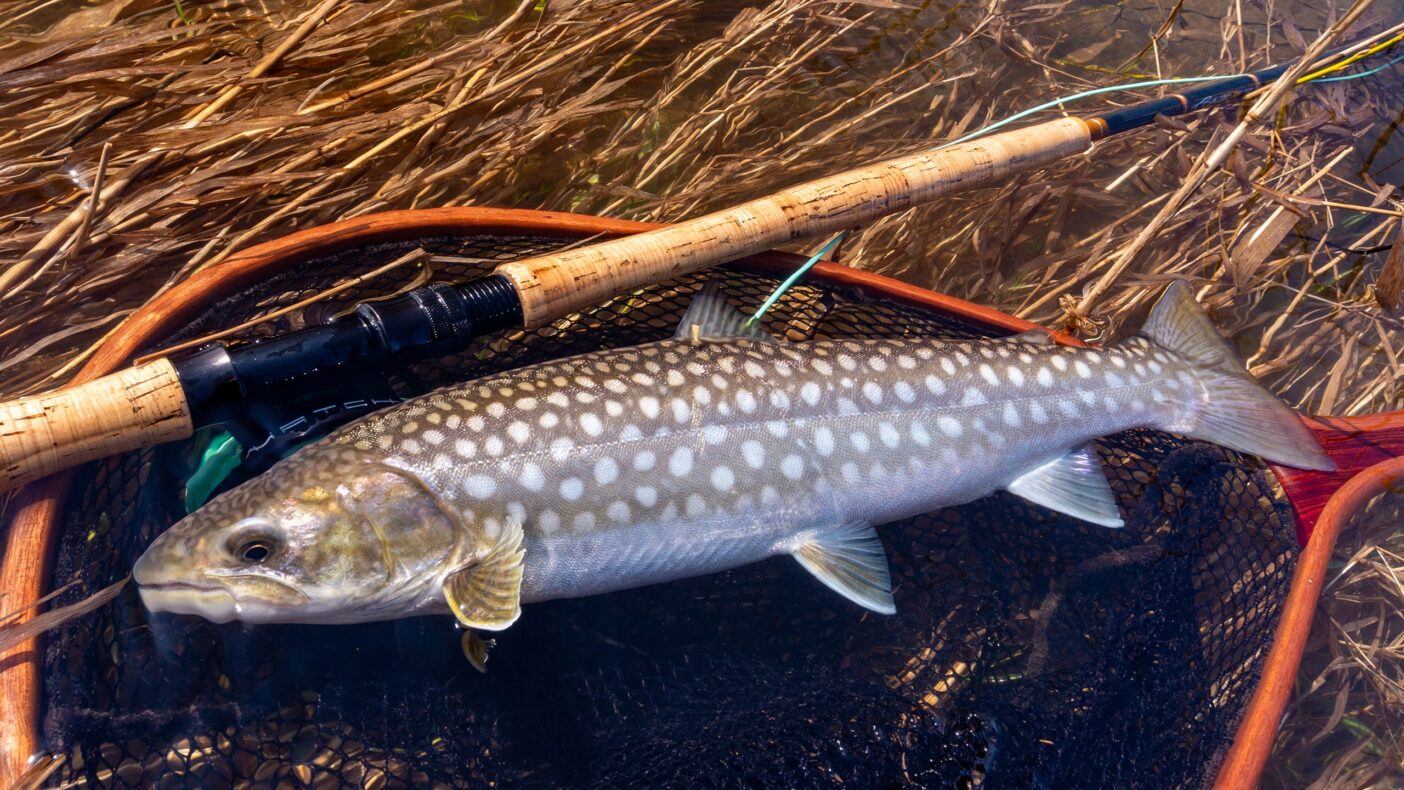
1007;445;1123;528
791;522;896;614
1140;281;1334;472
674;281;779;343
443;518;526;631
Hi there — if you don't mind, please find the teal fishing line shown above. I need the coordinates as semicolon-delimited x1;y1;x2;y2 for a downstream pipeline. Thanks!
937;74;1249;149
747;231;846;325
1313;53;1404;82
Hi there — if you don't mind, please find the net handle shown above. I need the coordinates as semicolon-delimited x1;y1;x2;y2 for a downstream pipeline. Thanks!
495;118;1092;326
1218;450;1404;790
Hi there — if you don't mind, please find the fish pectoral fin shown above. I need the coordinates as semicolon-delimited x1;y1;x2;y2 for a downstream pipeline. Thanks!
442;518;525;631
674;280;779;343
1007;328;1054;345
791;522;896;615
1006;445;1124;528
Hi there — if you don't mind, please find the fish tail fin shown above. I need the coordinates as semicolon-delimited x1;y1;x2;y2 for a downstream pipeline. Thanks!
1138;281;1334;472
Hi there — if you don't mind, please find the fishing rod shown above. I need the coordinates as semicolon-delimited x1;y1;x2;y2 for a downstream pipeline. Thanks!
0;32;1397;492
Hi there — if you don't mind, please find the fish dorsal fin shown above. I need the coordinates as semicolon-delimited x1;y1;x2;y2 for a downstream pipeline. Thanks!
674;281;777;342
1007;328;1053;345
791;522;896;614
1137;280;1233;369
1006;445;1124;528
443;517;526;631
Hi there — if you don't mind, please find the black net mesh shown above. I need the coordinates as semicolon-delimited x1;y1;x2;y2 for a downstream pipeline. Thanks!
42;234;1298;789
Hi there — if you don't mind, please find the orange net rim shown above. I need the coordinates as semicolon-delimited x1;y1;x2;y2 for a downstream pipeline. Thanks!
0;206;1398;788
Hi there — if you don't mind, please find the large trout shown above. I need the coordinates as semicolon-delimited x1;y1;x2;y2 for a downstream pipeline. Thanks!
135;282;1330;645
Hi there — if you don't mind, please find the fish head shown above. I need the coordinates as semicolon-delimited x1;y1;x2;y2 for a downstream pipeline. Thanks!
135;447;464;624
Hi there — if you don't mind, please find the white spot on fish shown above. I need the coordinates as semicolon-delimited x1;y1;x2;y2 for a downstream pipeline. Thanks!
742;440;765;468
547;393;569;408
402;439;421;455
813;359;833;376
485;437;504;456
667;370;685;386
801;382;821;405
506;421;530;444
769;391;790;409
1104;371;1123;387
898;355;917;369
938;416;963;437
550;437;573;461
693;386;711;405
402;421;419;435
879;422;900;449
736;390;758;414
468;415;486;432
979;364;999;386
744;361;765;378
925;375;947;395
685;494;707;517
575;392;597;404
606;400;624;417
840;462;860;483
520;462;544;491
464;475;496;499
671;398;691;423
635;486;657;507
574;512;595;531
1051;356;1068;372
605;379;627;394
781;455;804;480
631;373;654;386
580;413;604;436
894;381;916;403
1003;402;1021;427
813;427;835;456
454;439;476;458
703;425;727;444
1029;401;1049;424
445;414;462;430
516;397;538;411
956;386;986;406
559;478;584;501
940;358;956;375
911;424;931;446
1008;367;1025;386
607;501;631;523
1111;356;1126;369
869;357;887;372
862;382;883;404
1074;360;1092;378
539;412;560;429
838;355;858;371
1079;391;1097;406
594;457;619;485
837;398;860;416
575;375;596;389
850;431;871;453
669;447;694;477
1036;367;1053;387
634;450;656;471
711;466;735;491
487;403;506;418
538;510;560;534
639;396;660;420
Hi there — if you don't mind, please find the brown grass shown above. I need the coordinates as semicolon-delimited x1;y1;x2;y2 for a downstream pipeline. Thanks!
0;0;1402;781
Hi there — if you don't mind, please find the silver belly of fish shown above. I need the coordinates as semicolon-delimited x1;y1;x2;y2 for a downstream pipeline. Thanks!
133;282;1331;633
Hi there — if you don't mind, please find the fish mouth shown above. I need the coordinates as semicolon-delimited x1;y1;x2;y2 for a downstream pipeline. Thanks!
138;578;309;624
138;582;242;623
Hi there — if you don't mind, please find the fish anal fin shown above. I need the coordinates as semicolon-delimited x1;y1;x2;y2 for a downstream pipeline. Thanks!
791;522;896;614
674;281;778;342
443;518;525;631
1007;445;1124;528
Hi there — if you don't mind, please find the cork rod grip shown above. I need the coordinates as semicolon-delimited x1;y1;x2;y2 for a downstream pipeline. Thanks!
496;116;1093;326
0;359;192;491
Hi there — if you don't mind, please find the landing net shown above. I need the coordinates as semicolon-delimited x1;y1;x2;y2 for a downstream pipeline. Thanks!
43;235;1296;788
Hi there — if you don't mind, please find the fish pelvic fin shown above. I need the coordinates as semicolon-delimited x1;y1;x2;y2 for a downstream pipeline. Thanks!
674;281;779;343
1006;444;1123;528
791;522;896;615
443;517;525;631
1138;281;1333;472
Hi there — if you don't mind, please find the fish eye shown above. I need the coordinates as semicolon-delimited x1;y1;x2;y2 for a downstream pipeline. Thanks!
238;539;275;563
226;519;282;564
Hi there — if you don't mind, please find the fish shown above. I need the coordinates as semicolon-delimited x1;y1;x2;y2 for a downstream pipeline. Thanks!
134;281;1331;647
